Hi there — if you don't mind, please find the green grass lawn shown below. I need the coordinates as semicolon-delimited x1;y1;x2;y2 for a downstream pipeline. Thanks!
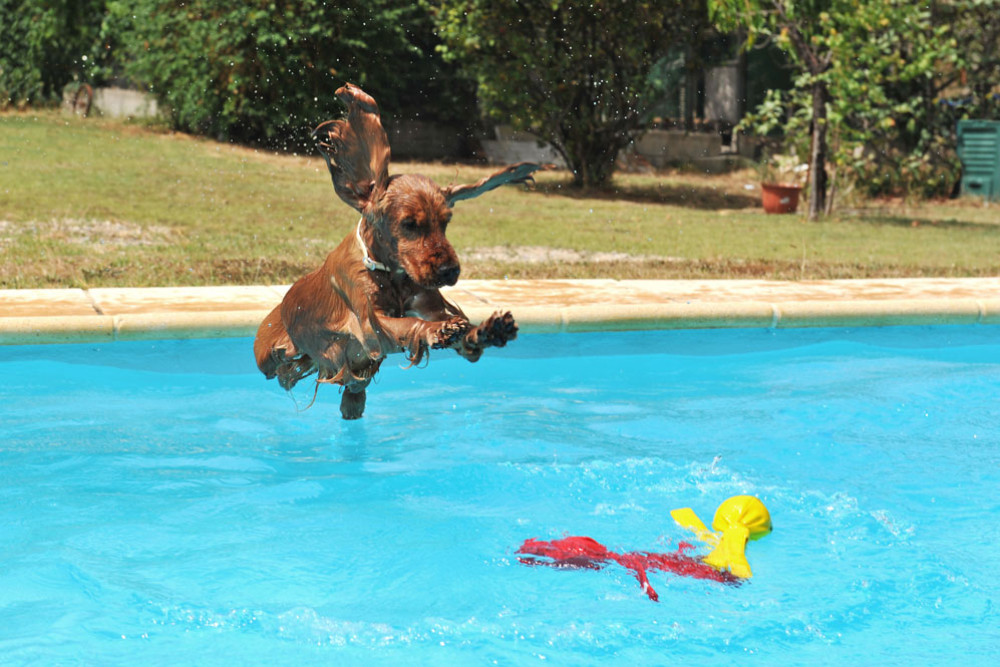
2;111;998;288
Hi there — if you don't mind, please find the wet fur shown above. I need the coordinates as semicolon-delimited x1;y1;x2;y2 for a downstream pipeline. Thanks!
254;84;544;419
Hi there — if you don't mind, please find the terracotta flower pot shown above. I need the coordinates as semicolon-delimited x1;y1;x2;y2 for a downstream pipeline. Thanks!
760;183;802;214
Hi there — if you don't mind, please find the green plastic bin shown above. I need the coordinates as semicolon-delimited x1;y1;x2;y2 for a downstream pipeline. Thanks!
957;120;1000;201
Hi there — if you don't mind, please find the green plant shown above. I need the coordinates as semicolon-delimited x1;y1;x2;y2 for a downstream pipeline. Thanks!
757;152;809;186
0;0;107;107
429;0;708;188
713;0;961;215
108;0;472;150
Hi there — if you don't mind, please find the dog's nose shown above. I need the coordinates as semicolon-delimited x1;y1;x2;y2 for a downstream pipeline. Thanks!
437;263;461;286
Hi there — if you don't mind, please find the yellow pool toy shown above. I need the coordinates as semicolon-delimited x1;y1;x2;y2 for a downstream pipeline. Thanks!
670;495;772;578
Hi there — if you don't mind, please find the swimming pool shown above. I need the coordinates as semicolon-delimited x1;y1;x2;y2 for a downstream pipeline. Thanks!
2;326;998;665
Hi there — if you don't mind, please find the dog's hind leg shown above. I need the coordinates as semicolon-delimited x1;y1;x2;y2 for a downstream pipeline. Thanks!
340;385;367;420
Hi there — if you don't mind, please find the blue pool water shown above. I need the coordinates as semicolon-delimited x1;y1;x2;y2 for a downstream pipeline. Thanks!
2;326;999;665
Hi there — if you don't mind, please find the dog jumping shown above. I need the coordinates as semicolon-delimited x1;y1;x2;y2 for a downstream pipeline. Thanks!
254;84;547;419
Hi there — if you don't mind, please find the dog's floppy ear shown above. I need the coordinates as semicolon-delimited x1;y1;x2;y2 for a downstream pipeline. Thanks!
313;83;390;214
444;162;553;206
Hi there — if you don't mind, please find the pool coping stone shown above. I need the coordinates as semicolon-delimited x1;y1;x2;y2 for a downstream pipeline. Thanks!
1;278;999;344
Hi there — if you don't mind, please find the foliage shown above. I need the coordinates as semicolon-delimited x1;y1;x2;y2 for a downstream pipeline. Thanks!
429;0;708;188
757;150;809;186
907;0;1000;198
715;0;985;204
1;0;476;146
0;0;107;106
821;1;962;199
108;0;472;149
940;0;1000;106
711;0;832;217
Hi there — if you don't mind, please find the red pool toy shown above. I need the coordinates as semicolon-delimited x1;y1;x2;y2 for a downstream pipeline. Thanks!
516;496;772;601
516;536;738;601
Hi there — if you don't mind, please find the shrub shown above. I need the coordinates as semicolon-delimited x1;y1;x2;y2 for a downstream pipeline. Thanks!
0;0;106;106
109;0;474;150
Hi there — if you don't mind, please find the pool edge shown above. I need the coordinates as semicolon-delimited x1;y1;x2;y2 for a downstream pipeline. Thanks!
2;279;999;344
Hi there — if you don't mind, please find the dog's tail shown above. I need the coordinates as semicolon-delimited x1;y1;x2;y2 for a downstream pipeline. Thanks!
254;304;316;390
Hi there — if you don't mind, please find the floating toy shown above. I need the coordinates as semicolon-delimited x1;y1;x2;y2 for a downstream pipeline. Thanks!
517;496;771;601
517;536;736;601
670;494;772;578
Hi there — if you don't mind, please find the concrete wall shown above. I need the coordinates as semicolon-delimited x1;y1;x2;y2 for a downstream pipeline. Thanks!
633;129;722;167
480;126;731;168
386;119;465;161
91;87;159;118
66;93;751;171
364;120;749;171
478;126;752;173
704;64;742;125
480;139;566;167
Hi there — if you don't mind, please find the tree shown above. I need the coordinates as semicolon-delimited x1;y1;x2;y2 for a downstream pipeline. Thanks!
713;0;960;215
916;0;1000;196
827;1;960;200
711;0;836;219
429;0;708;188
938;0;1000;108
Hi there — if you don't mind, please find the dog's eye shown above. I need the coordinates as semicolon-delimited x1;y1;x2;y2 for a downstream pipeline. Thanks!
401;218;419;232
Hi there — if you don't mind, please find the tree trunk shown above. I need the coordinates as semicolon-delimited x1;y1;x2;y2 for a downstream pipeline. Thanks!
808;80;829;220
578;147;618;188
564;129;625;188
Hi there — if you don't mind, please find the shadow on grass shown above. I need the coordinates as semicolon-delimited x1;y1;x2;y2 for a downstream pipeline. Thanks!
464;257;1000;281
535;181;760;210
836;209;1000;231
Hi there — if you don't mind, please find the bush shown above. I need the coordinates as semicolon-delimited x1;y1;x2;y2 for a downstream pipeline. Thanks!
0;0;106;106
109;0;475;150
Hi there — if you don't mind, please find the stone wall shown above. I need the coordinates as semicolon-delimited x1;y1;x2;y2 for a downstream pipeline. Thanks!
65;86;160;118
479;126;752;173
385;119;466;161
65;91;754;171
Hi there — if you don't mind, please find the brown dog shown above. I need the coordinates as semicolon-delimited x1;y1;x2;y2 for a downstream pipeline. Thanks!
254;84;546;419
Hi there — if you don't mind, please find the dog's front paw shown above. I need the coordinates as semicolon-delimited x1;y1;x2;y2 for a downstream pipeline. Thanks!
431;317;472;349
476;311;518;348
